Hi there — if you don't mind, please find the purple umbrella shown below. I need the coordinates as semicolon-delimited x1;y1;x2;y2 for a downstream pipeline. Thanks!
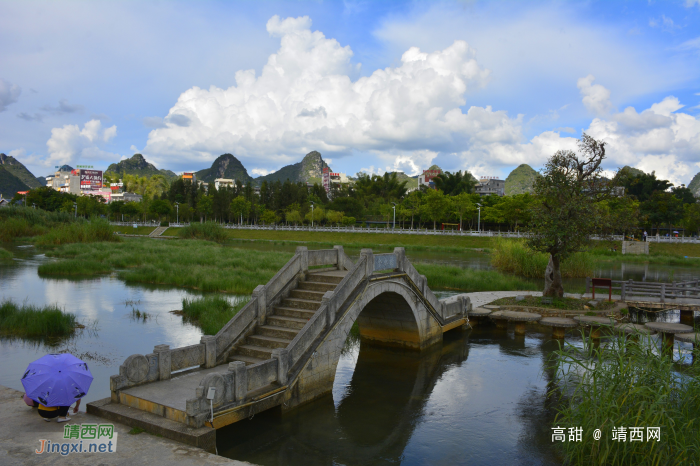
21;354;93;407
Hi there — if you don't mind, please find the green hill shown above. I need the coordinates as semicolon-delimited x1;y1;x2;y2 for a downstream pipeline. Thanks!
0;153;42;188
255;151;330;185
196;154;253;184
106;154;176;179
505;164;538;195
391;172;419;190
0;165;30;198
688;172;700;198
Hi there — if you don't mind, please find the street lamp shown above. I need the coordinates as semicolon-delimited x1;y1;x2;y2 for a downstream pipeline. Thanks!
175;202;179;225
73;202;78;218
32;203;36;210
391;202;396;230
310;202;315;228
476;203;482;233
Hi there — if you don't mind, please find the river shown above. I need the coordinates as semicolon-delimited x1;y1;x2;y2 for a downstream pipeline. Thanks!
1;242;698;465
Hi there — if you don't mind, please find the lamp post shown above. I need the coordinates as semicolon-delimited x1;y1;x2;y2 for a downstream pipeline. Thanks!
310;202;315;228
32;203;36;210
73;202;78;218
476;203;482;234
175;202;179;225
391;202;396;230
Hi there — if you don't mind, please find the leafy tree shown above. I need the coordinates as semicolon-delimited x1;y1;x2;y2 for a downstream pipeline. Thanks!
598;196;639;238
402;190;422;229
353;172;408;203
286;210;302;225
433;170;478;195
260;209;278;225
230;197;251;224
528;134;616;297
683;203;700;236
305;207;325;224
326;210;344;225
420;189;451;230
149;199;172;220
341;216;356;226
620;170;672;203
487;193;533;231
121;201;142;220
670;185;697;205
450;192;476;231
641;191;684;235
197;195;214;222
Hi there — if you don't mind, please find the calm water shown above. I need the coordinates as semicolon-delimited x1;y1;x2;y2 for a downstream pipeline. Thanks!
1;242;698;465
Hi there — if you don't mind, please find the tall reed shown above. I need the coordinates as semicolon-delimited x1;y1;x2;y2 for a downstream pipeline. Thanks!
0;249;12;260
551;333;700;464
0;300;77;337
33;217;118;246
178;222;229;243
491;238;593;278
181;295;250;335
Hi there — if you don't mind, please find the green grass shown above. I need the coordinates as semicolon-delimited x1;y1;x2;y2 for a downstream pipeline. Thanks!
0;217;47;242
414;263;538;292
181;295;250;335
0;206;77;242
491;295;617;311
112;226;157;235
0;299;77;337
551;334;700;465
178;222;229;243
491;239;594;278
42;238;293;294
226;228;495;251
33;218;119;246
0;249;12;260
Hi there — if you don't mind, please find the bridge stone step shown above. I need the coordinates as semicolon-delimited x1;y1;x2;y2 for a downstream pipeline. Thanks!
228;354;267;366
273;306;316;320
298;281;337;292
237;344;273;360
281;297;322;311
290;289;325;301
259;324;300;339
266;315;308;330
305;274;344;285
247;334;292;349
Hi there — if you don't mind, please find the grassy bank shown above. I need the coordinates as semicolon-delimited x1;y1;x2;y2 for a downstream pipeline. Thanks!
33;218;118;246
413;263;538;292
491;239;594;278
0;300;77;337
40;238;293;294
0;249;12;260
552;336;700;464
181;295;250;335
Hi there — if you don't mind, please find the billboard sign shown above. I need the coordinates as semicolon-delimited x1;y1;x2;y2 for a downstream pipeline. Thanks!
322;167;330;193
80;170;103;189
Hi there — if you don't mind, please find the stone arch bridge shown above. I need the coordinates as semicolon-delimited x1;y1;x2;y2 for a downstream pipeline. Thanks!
93;247;471;451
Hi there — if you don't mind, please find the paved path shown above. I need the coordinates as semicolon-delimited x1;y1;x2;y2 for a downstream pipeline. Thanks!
0;385;250;466
453;291;584;308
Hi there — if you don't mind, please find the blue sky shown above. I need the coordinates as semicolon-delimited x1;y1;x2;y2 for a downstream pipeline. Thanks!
1;0;698;184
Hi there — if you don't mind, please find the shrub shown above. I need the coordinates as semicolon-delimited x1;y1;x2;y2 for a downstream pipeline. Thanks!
177;222;228;243
0;249;12;261
33;217;118;246
491;238;593;278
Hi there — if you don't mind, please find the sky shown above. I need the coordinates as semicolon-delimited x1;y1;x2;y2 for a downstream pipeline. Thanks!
1;0;699;185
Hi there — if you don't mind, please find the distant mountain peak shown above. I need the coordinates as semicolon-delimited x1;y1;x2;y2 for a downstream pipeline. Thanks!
505;163;538;195
0;152;43;188
195;153;252;184
106;153;176;179
688;172;700;198
254;151;330;185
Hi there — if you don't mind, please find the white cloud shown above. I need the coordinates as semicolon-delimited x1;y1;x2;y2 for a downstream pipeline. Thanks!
577;75;613;115
685;0;700;8
144;15;491;169
649;15;681;32
251;168;271;176
0;78;21;112
46;119;118;167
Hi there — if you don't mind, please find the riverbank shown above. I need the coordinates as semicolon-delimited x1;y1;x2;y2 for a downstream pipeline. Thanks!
0;385;246;466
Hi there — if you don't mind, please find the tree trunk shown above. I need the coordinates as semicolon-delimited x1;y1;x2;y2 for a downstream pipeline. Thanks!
544;254;564;297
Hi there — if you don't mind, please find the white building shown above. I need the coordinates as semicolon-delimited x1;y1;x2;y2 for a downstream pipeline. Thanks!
214;178;235;189
475;177;505;196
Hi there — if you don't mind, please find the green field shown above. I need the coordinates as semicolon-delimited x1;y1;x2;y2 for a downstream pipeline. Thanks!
112;226;157;235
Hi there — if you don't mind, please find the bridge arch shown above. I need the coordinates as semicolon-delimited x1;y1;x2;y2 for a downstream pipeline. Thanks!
286;279;443;408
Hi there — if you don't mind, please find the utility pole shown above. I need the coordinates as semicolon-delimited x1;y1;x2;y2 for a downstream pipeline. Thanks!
391;202;396;230
74;202;78;218
175;202;179;224
476;203;482;234
311;202;315;228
